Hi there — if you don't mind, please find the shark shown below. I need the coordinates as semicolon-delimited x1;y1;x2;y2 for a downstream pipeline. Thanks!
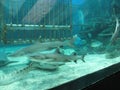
8;35;80;57
0;61;61;86
0;49;85;86
28;48;85;63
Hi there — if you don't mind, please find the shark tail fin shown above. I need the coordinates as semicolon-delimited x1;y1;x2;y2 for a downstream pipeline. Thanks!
55;48;61;54
81;54;86;62
73;54;86;63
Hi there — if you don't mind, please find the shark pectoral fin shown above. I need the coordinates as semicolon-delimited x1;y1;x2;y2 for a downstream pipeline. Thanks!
55;47;62;54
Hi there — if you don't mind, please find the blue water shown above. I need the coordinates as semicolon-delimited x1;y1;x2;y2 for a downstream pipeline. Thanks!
72;0;85;36
72;0;85;5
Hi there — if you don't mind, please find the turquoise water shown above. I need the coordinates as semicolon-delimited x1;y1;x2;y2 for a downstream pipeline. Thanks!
0;0;120;89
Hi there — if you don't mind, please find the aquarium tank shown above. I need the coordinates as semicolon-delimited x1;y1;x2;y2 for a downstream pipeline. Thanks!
0;0;120;90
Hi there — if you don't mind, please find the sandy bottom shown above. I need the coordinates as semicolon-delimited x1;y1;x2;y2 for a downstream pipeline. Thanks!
0;45;120;90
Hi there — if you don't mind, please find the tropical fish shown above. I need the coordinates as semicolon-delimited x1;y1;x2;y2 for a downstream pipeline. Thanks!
8;35;79;57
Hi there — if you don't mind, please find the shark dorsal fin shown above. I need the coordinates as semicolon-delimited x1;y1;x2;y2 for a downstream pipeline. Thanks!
55;48;61;54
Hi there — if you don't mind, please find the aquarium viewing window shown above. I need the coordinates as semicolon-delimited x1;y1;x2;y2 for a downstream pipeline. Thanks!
0;0;120;90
